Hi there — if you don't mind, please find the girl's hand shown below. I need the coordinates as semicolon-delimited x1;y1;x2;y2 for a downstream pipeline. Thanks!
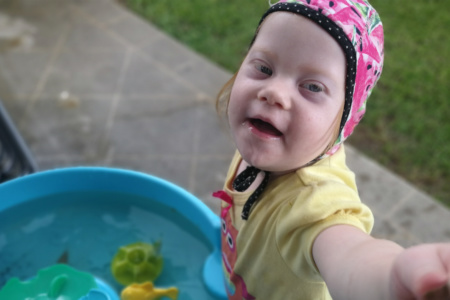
391;244;450;299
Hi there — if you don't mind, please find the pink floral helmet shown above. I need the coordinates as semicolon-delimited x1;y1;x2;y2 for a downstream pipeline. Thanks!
257;0;384;158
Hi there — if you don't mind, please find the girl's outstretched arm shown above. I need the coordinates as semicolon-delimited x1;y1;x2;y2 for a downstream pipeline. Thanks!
313;225;450;300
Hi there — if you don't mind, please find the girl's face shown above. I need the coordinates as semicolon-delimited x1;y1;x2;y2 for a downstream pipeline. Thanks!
228;12;346;175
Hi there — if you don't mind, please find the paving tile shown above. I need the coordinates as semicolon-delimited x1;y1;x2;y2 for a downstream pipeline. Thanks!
195;104;235;156
61;14;128;52
2;0;69;14
105;8;165;48
0;50;53;96
109;97;201;156
19;98;111;161
75;0;128;25
36;155;100;171
140;33;202;71
120;51;196;97
20;13;71;50
371;218;419;248
40;49;127;97
0;1;72;49
0;0;12;9
346;146;414;216
0;95;28;123
192;157;234;215
175;54;233;99
109;155;192;193
390;190;450;243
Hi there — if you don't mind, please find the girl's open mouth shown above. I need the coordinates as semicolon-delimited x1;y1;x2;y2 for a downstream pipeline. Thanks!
249;118;283;137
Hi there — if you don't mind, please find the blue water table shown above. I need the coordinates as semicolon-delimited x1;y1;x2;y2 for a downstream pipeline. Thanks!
0;167;226;299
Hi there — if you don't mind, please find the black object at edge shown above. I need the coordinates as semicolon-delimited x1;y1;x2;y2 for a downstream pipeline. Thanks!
0;99;37;183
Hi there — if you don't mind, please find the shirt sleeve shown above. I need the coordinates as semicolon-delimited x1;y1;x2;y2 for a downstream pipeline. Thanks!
275;173;374;282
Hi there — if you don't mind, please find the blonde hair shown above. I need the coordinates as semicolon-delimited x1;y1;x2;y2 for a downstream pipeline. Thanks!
215;73;237;122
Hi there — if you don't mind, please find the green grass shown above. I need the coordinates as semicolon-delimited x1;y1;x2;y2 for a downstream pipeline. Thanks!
350;1;450;204
122;0;450;206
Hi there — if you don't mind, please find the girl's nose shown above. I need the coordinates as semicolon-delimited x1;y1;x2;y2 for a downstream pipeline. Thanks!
257;80;292;110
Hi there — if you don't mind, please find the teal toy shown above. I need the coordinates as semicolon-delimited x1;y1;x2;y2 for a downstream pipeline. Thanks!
0;264;97;300
111;241;164;286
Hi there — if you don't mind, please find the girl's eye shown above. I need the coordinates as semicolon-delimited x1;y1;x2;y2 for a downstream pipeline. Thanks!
302;83;324;93
257;64;272;76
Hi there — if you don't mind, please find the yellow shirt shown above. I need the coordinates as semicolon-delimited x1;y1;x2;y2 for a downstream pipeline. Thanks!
219;145;374;299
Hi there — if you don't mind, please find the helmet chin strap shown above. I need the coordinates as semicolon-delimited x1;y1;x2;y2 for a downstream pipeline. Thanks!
233;152;324;220
233;166;271;220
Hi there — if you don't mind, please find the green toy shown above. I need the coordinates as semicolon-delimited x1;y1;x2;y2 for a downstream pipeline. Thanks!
111;241;164;286
0;264;97;300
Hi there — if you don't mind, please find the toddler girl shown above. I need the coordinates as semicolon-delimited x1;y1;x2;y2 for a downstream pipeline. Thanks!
213;0;450;299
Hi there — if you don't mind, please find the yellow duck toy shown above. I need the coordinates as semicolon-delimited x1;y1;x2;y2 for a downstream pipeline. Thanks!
121;282;179;300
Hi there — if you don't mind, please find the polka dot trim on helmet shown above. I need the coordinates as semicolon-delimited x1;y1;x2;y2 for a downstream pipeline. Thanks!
259;2;357;137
